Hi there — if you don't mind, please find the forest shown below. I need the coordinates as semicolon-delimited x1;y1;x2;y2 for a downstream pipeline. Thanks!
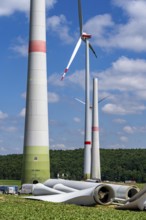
0;148;146;183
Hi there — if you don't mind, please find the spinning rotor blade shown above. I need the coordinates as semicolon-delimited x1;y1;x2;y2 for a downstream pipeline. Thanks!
82;39;97;58
75;95;109;106
89;43;97;58
78;0;83;36
75;98;85;105
98;95;110;103
61;37;82;80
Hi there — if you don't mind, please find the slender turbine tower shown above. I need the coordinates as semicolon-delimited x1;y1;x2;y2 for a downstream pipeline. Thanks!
22;0;50;184
91;78;101;180
61;0;97;180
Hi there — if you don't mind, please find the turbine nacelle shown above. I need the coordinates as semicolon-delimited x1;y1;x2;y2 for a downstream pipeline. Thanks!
82;33;92;40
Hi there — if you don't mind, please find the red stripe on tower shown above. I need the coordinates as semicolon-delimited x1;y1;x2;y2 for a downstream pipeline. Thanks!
29;40;46;53
92;126;99;132
84;141;91;145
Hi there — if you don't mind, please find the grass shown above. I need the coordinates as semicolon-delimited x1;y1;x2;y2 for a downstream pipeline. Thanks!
0;180;21;187
0;194;146;220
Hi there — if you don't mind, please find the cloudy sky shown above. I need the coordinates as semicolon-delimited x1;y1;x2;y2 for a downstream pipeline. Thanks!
1;0;146;155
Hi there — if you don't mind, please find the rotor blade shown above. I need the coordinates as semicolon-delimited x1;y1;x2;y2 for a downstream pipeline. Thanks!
82;39;97;58
98;96;110;103
75;98;85;105
61;37;82;80
89;43;97;58
78;0;83;36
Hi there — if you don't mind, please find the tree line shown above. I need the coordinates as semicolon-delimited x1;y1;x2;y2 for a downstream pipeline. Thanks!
0;148;146;183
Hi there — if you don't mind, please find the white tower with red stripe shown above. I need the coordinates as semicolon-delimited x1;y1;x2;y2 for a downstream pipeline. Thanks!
84;36;92;180
22;0;50;184
91;78;101;180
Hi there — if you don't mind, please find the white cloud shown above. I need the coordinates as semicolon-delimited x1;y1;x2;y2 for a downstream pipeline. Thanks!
0;111;8;120
102;103;131;115
73;117;81;123
98;56;146;93
123;125;146;134
120;136;128;142
102;102;146;115
113;0;146;20
48;92;59;103
19;108;26;117
65;70;85;89
123;126;136;134
5;126;17;132
114;118;126;124
78;129;84;136
48;73;65;87
84;0;146;52
21;92;26;99
84;14;114;39
0;0;57;16
94;56;146;115
47;14;74;44
10;37;28;57
48;70;85;89
0;146;7;154
51;143;66;150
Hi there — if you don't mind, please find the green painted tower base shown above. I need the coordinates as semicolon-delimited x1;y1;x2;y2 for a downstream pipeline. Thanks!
83;173;91;180
21;146;50;184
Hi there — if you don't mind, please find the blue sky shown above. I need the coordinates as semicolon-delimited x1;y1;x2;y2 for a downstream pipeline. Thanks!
1;0;146;155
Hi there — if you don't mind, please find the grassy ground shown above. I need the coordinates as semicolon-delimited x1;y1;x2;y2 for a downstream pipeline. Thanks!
0;194;146;220
0;180;21;187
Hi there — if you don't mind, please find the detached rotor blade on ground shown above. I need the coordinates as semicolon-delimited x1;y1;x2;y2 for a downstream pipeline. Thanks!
78;0;83;36
61;37;82;80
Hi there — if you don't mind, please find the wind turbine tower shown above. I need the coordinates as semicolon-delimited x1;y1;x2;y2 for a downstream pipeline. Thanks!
91;78;101;180
61;0;97;180
22;0;50;184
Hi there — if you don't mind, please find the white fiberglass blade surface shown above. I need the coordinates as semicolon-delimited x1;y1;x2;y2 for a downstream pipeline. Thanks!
61;37;82;80
75;98;85;105
32;183;63;195
53;183;79;193
116;185;146;211
25;184;114;206
26;187;96;206
78;0;83;36
89;43;97;58
44;179;139;201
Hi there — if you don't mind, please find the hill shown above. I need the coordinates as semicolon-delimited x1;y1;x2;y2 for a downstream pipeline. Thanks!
0;148;146;182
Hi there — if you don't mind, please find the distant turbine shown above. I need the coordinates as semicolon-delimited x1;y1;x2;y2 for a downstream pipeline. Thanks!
22;0;50;184
61;0;97;180
75;96;109;106
91;78;101;180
